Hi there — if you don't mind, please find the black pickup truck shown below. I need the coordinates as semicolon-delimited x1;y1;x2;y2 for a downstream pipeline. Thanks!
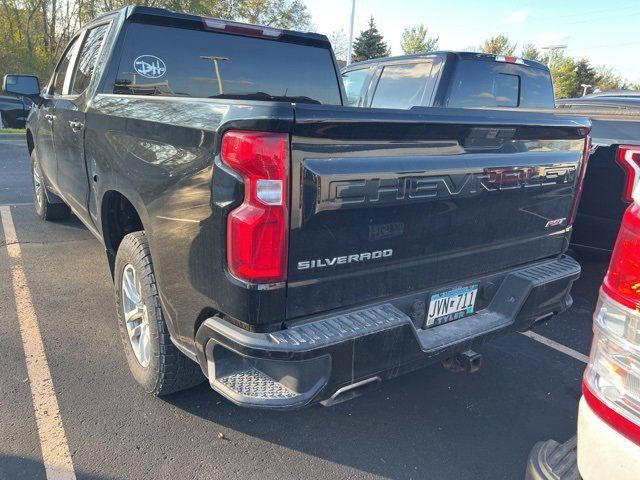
341;52;555;110
556;96;640;252
4;6;590;409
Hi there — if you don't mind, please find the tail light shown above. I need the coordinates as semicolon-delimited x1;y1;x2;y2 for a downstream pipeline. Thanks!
494;55;525;65
616;145;640;203
583;202;640;445
221;130;289;283
568;136;592;225
202;17;282;38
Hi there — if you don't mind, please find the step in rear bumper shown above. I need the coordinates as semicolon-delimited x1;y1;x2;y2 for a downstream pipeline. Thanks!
195;255;581;409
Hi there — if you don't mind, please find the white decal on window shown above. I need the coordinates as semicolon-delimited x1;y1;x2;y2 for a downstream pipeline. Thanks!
133;55;167;79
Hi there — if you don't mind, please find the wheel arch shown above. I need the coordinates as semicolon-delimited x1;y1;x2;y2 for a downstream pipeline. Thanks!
100;190;145;275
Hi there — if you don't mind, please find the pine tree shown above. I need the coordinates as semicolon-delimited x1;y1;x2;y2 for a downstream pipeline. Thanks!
352;17;390;62
573;59;596;96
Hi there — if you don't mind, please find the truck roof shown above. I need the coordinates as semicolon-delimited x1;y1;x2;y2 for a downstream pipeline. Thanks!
87;5;332;49
584;90;640;99
557;96;640;109
343;51;550;72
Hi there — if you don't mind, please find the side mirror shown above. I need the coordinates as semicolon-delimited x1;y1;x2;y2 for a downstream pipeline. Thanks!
3;74;41;99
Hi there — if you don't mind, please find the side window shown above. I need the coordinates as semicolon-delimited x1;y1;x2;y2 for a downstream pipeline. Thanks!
52;37;80;95
371;61;435;109
71;24;110;96
342;68;369;106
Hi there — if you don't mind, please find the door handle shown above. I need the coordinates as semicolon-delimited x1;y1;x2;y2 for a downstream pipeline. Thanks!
44;113;55;123
68;120;84;131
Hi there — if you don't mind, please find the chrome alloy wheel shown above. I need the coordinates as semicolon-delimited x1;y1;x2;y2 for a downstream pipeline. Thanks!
121;264;151;367
33;161;44;210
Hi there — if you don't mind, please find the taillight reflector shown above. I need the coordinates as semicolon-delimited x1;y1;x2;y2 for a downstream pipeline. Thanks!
583;379;640;445
616;145;640;203
602;202;640;310
221;130;289;283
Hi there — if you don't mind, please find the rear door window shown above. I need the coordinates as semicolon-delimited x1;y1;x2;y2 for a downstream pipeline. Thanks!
71;24;110;95
371;61;435;109
113;23;341;104
447;59;554;109
51;37;80;95
342;68;369;106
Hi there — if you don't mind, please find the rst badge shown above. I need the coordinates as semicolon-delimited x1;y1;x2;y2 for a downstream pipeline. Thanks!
545;217;566;228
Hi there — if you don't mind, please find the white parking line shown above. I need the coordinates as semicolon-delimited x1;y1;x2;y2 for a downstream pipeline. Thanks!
0;205;77;480
521;330;590;364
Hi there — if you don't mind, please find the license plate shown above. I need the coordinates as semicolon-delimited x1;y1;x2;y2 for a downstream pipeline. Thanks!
426;284;478;328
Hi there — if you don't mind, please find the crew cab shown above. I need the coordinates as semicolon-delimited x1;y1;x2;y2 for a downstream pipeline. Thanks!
4;6;590;409
341;51;555;110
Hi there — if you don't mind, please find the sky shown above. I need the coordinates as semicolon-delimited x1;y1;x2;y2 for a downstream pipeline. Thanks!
304;0;640;83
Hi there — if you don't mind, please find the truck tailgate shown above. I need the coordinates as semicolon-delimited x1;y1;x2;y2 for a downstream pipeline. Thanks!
286;105;589;319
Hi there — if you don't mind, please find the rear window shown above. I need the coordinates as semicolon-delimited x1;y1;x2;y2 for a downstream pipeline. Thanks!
446;59;554;109
371;61;436;109
113;23;342;104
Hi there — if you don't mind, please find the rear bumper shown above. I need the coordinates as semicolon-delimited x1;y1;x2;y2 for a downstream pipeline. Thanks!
195;255;581;409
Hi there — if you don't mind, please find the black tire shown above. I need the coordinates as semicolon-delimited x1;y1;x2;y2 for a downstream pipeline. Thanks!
30;150;71;221
114;231;204;395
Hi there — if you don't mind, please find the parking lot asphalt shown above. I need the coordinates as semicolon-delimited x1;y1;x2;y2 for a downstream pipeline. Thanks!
0;136;607;480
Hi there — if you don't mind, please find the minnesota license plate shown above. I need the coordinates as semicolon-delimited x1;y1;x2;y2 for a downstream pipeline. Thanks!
426;284;478;328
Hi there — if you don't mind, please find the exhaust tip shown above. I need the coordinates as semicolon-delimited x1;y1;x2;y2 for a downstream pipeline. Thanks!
320;377;381;407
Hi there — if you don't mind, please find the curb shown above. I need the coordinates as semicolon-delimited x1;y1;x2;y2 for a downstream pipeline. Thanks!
0;133;26;140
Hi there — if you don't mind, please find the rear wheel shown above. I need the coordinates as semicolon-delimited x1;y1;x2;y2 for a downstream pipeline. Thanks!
30;150;71;221
114;231;204;395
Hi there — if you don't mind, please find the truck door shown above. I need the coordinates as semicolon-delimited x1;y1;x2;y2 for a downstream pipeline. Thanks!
53;23;110;223
37;37;81;189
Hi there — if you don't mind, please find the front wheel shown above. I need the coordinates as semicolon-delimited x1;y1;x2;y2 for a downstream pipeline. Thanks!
30;150;70;221
114;231;204;395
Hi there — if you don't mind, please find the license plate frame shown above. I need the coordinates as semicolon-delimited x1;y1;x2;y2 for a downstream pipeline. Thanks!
425;284;478;328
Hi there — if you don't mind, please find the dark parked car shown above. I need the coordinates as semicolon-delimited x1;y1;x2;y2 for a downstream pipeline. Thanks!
0;93;31;128
556;96;640;252
341;51;555;110
4;6;590;409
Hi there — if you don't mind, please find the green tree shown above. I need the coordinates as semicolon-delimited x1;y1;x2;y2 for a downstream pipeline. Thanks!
521;43;543;62
400;24;439;54
574;58;597;96
352;17;390;62
594;66;630;91
479;34;516;55
549;53;578;99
